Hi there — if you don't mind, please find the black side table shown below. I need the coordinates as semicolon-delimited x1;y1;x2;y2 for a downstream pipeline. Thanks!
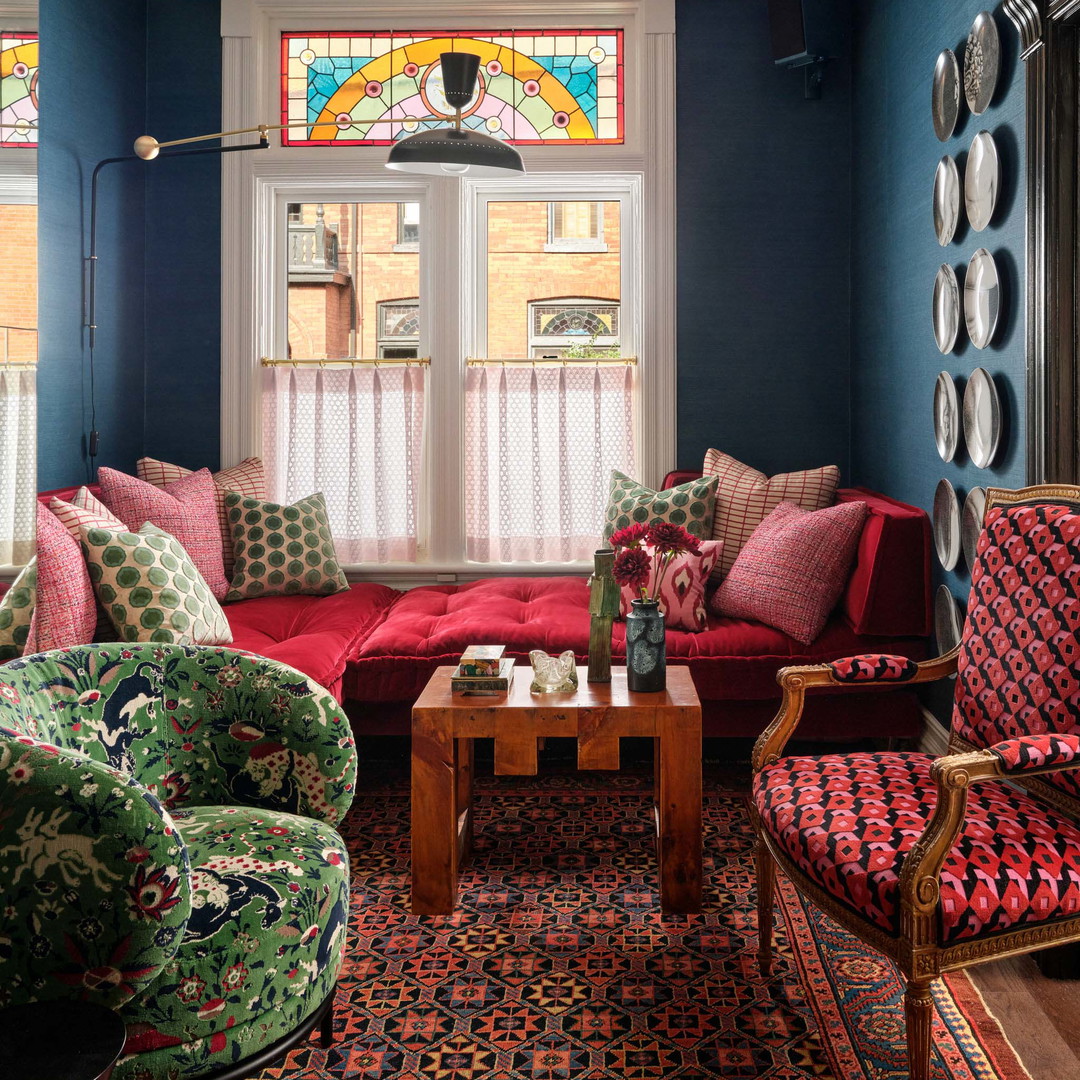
0;1001;126;1080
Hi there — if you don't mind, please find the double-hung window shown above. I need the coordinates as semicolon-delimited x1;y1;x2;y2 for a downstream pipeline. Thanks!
221;0;674;578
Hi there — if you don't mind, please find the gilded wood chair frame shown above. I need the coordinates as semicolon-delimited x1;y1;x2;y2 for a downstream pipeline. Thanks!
750;484;1080;1080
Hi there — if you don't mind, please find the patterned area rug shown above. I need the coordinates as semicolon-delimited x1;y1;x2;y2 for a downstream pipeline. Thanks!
255;770;1028;1080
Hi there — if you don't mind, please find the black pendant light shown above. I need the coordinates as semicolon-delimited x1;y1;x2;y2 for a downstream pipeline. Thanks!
386;52;525;177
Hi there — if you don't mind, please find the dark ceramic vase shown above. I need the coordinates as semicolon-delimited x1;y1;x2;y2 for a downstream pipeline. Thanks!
625;598;666;692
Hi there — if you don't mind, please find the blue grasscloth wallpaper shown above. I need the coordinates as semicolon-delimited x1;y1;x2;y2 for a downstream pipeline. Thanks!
38;0;148;488
36;0;221;488
676;0;853;478
850;0;1027;648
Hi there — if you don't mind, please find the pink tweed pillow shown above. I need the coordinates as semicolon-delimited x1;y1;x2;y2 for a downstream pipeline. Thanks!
618;540;722;632
97;467;229;600
136;456;266;577
711;501;867;645
25;501;98;654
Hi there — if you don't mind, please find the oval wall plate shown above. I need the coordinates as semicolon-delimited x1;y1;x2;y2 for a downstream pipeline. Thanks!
933;477;961;571
933;371;960;462
932;49;961;142
963;366;1002;468
962;486;987;569
963;248;1000;349
964;11;1001;116
934;155;961;246
933;263;961;354
965;131;999;232
935;584;964;662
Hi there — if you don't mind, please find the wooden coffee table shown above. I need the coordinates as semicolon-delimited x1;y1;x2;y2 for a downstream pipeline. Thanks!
410;665;702;915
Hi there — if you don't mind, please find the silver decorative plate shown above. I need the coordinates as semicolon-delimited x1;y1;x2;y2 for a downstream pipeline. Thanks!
962;486;986;569
932;49;961;142
933;477;961;571
935;584;964;660
963;366;1002;469
933;263;961;354
964;130;999;232
964;11;1001;115
933;155;962;246
964;248;1000;349
933;371;960;462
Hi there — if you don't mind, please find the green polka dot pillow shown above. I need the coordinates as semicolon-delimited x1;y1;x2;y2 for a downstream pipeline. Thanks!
0;558;36;661
78;523;232;645
602;471;718;544
224;491;349;601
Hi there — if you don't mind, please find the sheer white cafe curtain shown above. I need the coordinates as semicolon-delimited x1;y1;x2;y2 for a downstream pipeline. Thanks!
0;367;35;565
465;362;636;563
263;364;425;563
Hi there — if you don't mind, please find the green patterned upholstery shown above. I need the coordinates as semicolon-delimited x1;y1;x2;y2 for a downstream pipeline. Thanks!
0;644;357;1079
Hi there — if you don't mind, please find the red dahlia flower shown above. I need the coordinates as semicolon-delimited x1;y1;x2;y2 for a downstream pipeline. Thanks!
609;522;649;549
613;547;652;592
647;522;701;556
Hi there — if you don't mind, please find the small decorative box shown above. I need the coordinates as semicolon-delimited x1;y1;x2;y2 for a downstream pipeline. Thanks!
458;644;506;677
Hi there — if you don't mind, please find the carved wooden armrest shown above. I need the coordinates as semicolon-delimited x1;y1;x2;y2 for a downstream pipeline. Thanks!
898;744;1080;948
750;646;960;772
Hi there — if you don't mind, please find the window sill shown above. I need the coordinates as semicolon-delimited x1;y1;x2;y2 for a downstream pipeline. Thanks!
392;242;419;253
344;561;592;589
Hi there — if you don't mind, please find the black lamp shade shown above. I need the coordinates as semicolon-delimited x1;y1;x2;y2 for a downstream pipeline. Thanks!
440;53;481;108
386;127;525;176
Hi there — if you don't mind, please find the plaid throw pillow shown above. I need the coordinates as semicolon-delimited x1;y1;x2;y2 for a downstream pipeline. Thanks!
602;471;717;544
703;449;840;579
711;501;867;645
224;491;349;601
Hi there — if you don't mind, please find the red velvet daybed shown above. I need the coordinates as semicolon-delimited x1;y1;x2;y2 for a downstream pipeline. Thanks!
38;473;931;740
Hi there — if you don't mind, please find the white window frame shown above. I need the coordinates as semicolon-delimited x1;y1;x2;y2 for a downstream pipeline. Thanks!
0;1;38;577
220;0;676;581
545;201;608;253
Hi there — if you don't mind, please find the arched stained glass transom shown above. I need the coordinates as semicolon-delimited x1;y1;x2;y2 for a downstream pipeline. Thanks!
281;30;623;147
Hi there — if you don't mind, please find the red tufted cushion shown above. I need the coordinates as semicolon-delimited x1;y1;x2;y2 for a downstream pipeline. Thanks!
754;752;1080;942
347;576;928;703
953;501;1080;805
225;584;401;701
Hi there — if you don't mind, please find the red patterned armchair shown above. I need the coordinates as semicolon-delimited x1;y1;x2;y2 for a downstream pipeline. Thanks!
751;485;1080;1080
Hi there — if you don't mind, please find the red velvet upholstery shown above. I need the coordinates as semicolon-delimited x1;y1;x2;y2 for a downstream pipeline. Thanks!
754;752;1080;942
349;576;927;704
662;472;931;639
225;584;400;701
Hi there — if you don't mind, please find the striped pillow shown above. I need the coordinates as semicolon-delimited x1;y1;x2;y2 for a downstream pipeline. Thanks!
703;449;840;579
137;457;266;578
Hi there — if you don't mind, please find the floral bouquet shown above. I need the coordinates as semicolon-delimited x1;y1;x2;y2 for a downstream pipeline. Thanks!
609;522;702;602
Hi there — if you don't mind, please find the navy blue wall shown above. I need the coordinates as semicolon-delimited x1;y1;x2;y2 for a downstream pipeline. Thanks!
37;0;221;487
676;0;853;478
850;1;1026;650
144;0;222;471
38;0;147;488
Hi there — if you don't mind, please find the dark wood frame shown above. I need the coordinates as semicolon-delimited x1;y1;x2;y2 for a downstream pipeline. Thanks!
751;485;1080;1080
1004;1;1080;483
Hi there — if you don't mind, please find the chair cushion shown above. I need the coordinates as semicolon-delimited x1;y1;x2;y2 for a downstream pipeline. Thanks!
754;752;1080;943
118;804;349;1077
347;577;927;703
226;584;401;700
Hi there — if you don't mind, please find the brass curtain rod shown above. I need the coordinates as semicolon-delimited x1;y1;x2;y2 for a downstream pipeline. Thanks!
466;356;637;366
260;356;430;367
0;361;38;370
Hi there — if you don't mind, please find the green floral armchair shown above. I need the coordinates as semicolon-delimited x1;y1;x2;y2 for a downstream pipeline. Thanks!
0;643;357;1079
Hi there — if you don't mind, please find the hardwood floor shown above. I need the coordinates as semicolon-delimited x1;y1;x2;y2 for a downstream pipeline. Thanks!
967;955;1080;1077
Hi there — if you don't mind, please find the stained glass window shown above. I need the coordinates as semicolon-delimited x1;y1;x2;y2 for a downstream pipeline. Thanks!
281;30;623;147
0;31;37;148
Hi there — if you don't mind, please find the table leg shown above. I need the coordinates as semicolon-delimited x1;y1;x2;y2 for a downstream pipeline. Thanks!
455;738;474;865
411;717;458;914
655;706;702;913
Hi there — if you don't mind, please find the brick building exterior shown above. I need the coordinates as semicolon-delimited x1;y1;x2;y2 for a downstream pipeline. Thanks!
287;200;621;362
0;204;38;365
